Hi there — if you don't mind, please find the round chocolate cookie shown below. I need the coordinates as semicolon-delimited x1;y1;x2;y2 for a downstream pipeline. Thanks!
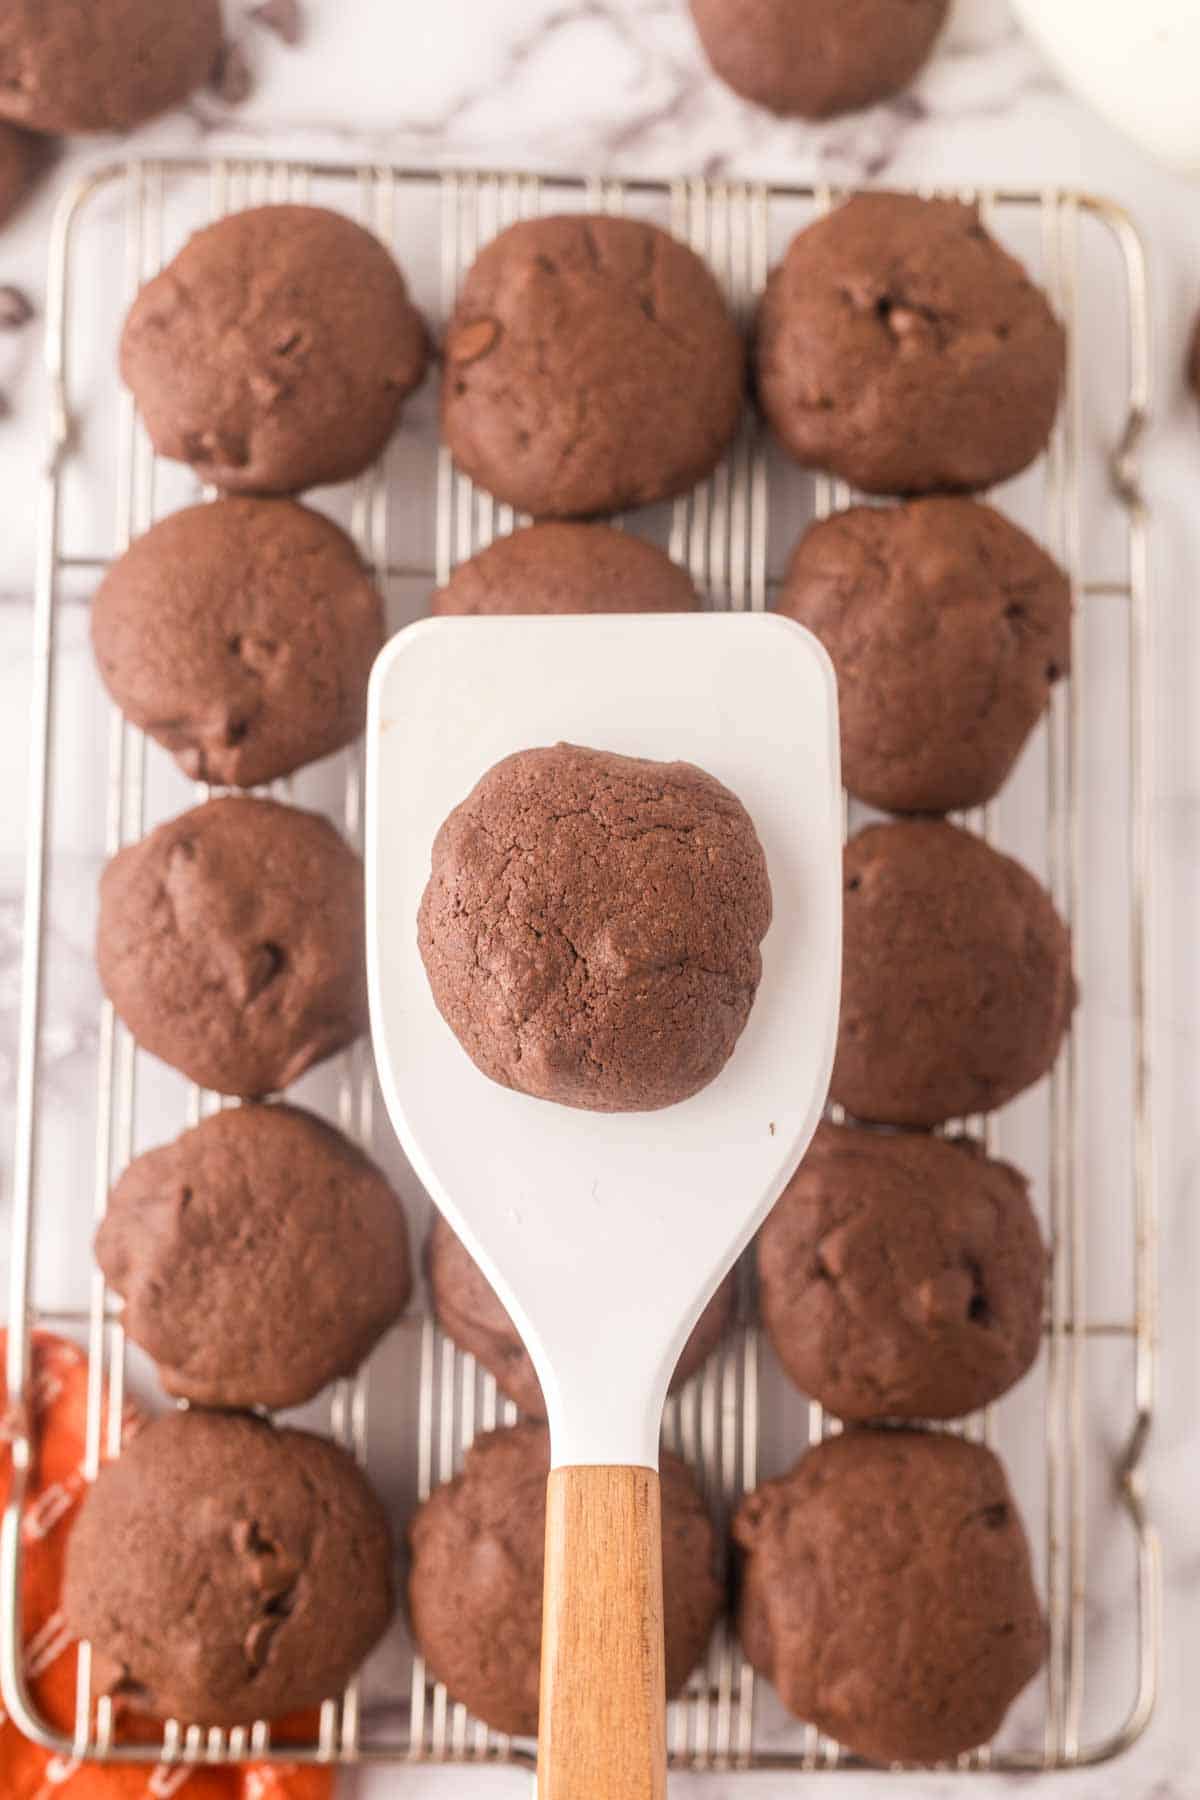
689;0;948;119
97;796;367;1098
778;499;1071;813
441;215;744;518
0;122;36;228
756;193;1065;495
92;499;383;787
428;1214;736;1416
834;820;1074;1127
121;205;428;495
758;1122;1046;1421
64;1409;394;1726
0;0;222;135
734;1429;1045;1764
431;522;699;616
418;743;772;1112
97;1105;412;1410
408;1421;722;1736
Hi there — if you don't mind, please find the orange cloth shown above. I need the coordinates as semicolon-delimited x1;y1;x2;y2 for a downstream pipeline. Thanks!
1;1330;334;1800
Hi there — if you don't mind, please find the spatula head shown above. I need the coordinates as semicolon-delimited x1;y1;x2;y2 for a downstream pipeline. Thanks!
366;612;841;1468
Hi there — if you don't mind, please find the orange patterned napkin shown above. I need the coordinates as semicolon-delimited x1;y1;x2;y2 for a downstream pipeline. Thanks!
1;1330;334;1800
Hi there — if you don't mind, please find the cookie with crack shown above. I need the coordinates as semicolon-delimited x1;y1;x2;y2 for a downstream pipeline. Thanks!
441;215;745;518
92;498;384;787
431;521;700;615
96;796;367;1098
64;1409;394;1724
408;1421;722;1736
734;1430;1045;1763
756;193;1065;495
834;820;1074;1127
758;1122;1046;1421
98;1104;412;1410
418;743;772;1112
689;0;949;119
0;0;222;134
428;1214;735;1415
120;205;428;494
777;499;1071;813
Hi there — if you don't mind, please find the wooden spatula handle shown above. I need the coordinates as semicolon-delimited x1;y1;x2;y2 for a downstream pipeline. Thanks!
538;1464;667;1800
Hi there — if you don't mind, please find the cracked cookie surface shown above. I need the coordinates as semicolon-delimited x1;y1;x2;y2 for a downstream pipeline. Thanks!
418;743;772;1112
98;1104;412;1410
689;0;949;119
64;1409;394;1725
427;1213;735;1415
97;796;367;1098
441;214;745;518
431;520;699;615
408;1421;722;1736
734;1429;1045;1763
834;819;1074;1127
92;498;384;788
778;498;1071;813
758;1122;1045;1422
756;193;1065;495
121;204;428;495
0;0;222;133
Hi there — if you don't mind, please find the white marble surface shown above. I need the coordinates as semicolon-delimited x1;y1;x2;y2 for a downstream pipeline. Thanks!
0;2;1197;1797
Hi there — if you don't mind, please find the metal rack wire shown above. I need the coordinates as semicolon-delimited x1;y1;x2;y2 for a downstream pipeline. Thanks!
2;158;1159;1777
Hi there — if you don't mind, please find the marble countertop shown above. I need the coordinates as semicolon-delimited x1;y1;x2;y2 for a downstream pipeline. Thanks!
1;3;1196;1796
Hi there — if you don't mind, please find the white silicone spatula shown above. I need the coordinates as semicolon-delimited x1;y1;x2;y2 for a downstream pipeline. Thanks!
1008;0;1200;175
365;610;841;1800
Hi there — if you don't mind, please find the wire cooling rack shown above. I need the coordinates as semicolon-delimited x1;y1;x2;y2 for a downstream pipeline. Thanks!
2;158;1159;1777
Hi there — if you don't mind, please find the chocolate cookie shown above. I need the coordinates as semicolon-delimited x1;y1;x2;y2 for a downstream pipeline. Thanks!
431;522;699;616
92;499;383;787
834;821;1074;1127
756;194;1065;495
758;1123;1046;1421
0;122;35;228
408;1421;722;1735
121;205;428;495
418;743;772;1112
734;1430;1044;1763
442;215;744;518
778;499;1071;813
64;1409;393;1726
428;1214;736;1416
1189;312;1200;402
689;0;948;119
0;0;222;134
97;1104;411;1410
97;796;367;1098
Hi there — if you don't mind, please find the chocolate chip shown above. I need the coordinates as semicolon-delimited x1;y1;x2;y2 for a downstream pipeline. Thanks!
0;286;33;330
243;942;285;1003
211;40;254;107
964;1257;992;1327
250;0;304;45
233;1518;273;1558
